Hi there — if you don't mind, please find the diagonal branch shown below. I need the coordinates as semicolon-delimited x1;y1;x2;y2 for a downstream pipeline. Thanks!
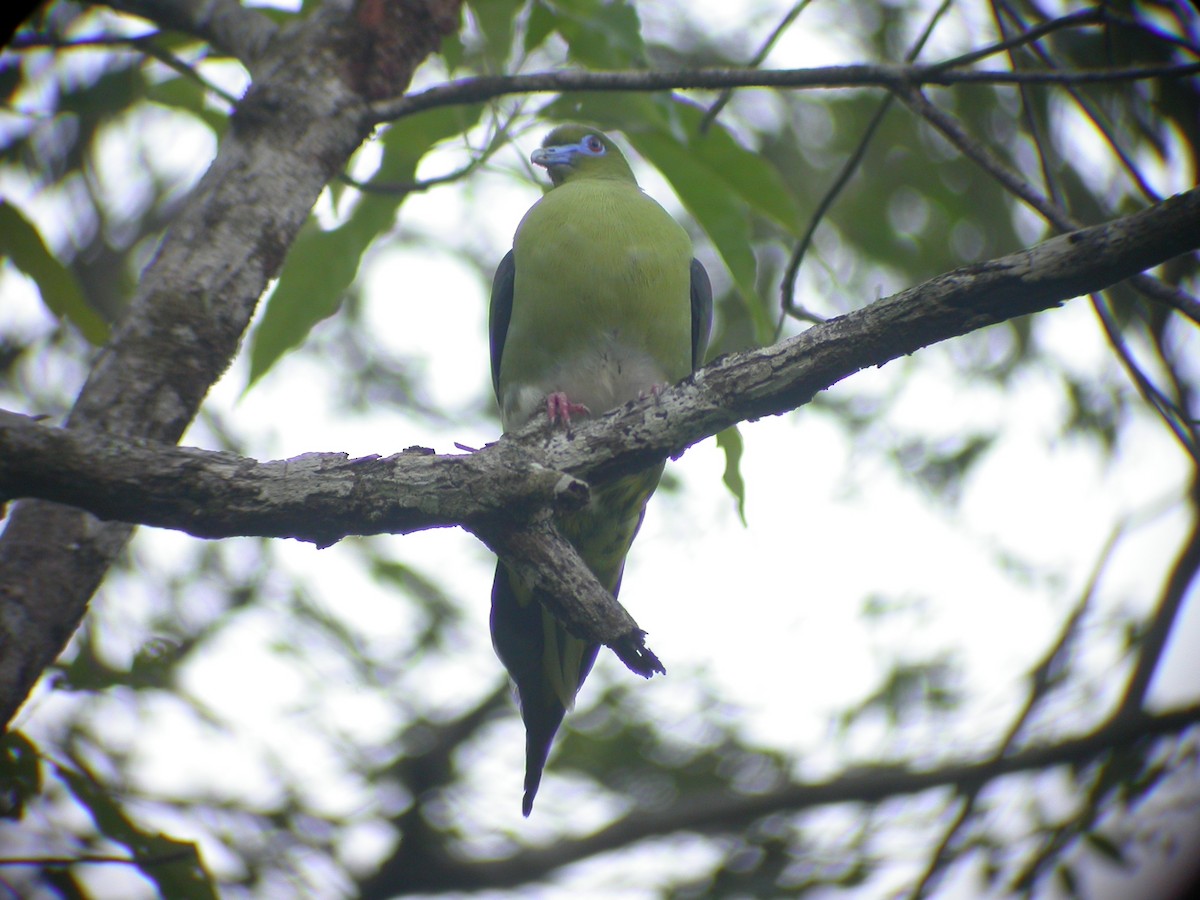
892;83;1200;328
1116;476;1200;716
4;188;1198;685
4;188;1197;542
475;515;665;677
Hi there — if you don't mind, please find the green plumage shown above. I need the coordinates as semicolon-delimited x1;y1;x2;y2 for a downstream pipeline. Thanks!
489;124;711;815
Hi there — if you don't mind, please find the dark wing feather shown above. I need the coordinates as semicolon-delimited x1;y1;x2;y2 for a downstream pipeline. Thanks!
489;250;516;399
689;257;713;372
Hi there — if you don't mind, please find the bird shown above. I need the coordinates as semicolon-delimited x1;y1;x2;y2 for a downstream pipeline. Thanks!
488;124;712;815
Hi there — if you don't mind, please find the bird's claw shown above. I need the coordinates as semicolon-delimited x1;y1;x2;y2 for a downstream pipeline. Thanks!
546;392;590;425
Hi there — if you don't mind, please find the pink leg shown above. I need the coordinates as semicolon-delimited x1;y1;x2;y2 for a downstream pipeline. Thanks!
546;392;591;425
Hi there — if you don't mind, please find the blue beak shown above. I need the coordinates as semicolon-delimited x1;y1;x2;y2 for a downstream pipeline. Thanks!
531;144;578;168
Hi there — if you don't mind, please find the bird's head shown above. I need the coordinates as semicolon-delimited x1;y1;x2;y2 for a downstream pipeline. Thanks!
531;124;637;186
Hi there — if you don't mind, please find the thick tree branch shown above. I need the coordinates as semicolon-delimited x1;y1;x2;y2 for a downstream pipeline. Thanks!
5;188;1197;537
0;414;588;546
4;188;1196;685
0;0;463;730
3;188;1197;537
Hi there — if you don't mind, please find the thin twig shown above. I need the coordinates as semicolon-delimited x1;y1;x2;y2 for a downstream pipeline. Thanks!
1091;295;1199;461
699;0;816;133
9;33;240;106
340;142;490;195
996;0;1162;203
1114;475;1200;715
776;0;952;332
893;84;1200;328
372;61;1200;121
339;109;516;195
924;6;1104;74
989;0;1063;209
0;851;191;867
906;526;1121;899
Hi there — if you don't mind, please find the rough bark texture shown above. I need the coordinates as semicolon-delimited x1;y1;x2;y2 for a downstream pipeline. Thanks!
0;0;463;729
0;412;589;546
2;187;1197;689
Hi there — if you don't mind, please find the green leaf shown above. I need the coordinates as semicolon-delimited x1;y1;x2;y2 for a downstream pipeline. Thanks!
245;219;365;389
57;65;145;122
669;103;801;233
0;730;42;820
440;30;464;71
715;426;747;526
0;202;109;344
547;0;646;68
468;0;524;70
629;128;772;341
524;0;558;55
246;104;483;388
54;760;217;899
1084;831;1128;867
145;75;229;137
1056;863;1081;899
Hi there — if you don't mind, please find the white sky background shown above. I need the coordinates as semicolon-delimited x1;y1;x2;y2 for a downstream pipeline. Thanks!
2;0;1200;897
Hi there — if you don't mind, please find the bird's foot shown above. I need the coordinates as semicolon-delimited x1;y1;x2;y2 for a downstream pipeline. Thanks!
638;383;668;402
546;392;590;425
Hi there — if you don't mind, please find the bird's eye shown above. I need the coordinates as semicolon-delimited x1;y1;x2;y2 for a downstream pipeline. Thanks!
583;135;606;155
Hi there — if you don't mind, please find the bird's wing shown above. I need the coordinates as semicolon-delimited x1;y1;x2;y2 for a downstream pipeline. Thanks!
690;257;713;372
489;248;515;400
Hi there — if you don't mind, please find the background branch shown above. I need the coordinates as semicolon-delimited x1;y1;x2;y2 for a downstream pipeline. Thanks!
372;59;1200;122
363;702;1200;895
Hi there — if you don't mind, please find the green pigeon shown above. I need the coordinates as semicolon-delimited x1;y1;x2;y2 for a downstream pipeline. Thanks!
488;124;712;815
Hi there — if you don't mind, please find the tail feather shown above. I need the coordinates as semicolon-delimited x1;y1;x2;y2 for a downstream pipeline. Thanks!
491;563;599;815
490;468;658;813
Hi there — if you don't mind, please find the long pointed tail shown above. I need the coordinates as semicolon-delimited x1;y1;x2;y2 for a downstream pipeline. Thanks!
490;563;599;815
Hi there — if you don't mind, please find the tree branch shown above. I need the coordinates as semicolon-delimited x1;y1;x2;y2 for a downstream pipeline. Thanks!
372;60;1200;122
361;702;1200;895
474;515;665;678
4;188;1197;536
0;413;588;546
100;0;278;71
4;188;1196;684
0;0;463;730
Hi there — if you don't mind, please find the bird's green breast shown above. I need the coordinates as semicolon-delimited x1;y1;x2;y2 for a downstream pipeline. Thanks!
499;179;693;427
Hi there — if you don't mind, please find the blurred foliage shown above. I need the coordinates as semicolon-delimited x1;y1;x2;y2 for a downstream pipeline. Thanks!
1;1;1199;899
